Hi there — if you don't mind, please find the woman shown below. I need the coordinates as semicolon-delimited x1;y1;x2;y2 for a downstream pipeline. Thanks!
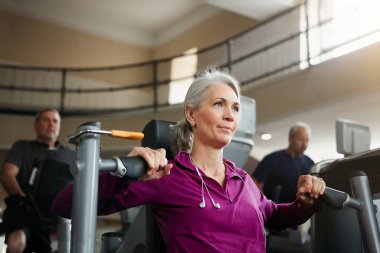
52;68;325;253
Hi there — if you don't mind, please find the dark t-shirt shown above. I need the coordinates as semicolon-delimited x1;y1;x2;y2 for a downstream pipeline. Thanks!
252;149;314;203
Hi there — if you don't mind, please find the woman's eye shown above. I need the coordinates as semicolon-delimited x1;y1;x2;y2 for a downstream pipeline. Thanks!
214;102;223;108
233;106;240;113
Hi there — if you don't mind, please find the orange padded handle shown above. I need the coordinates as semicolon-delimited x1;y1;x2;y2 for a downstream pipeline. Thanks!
110;130;144;140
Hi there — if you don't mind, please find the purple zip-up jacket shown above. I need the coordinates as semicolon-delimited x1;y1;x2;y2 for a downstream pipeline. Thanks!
52;151;314;253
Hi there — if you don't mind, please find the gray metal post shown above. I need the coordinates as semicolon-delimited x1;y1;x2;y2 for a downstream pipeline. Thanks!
67;123;145;253
58;218;71;253
349;171;380;253
70;122;101;253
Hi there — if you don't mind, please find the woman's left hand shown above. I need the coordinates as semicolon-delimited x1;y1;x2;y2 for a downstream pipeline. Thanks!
296;174;326;208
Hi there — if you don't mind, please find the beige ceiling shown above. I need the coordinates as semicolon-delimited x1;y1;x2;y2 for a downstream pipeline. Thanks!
0;0;302;47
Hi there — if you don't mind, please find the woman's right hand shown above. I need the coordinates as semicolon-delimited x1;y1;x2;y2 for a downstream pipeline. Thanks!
128;147;173;180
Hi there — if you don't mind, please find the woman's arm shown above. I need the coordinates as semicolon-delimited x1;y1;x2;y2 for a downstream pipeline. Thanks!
51;147;173;218
265;174;325;230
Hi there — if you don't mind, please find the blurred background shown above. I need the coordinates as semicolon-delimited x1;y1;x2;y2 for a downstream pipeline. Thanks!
1;0;380;250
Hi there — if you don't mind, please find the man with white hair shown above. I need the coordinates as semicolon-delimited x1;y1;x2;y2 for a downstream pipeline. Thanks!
253;122;314;203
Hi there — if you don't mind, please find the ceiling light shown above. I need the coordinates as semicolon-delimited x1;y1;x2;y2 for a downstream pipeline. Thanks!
261;133;272;140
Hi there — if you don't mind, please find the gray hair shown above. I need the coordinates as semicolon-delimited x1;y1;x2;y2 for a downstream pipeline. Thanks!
289;121;311;138
171;67;241;154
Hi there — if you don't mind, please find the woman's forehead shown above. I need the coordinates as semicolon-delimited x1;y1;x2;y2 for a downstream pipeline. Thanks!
206;83;239;101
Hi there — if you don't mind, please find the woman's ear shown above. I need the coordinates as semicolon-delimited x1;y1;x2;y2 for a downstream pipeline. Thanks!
185;105;196;127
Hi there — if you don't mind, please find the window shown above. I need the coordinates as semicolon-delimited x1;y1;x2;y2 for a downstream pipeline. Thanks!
305;0;380;66
168;48;198;104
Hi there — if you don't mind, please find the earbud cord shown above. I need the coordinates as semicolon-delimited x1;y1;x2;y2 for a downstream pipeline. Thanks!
189;154;265;243
190;154;220;209
198;169;206;205
194;164;220;209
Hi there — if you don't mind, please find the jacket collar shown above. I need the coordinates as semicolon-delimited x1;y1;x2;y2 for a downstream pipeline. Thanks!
174;151;246;179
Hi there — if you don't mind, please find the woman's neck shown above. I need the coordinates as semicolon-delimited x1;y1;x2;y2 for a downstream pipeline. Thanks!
190;145;224;177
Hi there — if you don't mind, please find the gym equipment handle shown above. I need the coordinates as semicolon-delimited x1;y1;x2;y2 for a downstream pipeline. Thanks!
322;187;350;210
116;156;148;179
110;130;144;140
322;187;362;210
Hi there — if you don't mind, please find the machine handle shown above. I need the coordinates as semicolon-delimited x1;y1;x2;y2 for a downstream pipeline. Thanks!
117;156;148;179
68;129;144;143
321;186;363;210
322;187;350;210
110;156;168;179
110;130;144;140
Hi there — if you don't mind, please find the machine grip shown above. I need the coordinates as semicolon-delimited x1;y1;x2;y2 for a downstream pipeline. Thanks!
322;187;350;210
118;156;148;179
110;130;144;140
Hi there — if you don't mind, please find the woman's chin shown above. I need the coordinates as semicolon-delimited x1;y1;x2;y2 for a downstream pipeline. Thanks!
218;138;233;148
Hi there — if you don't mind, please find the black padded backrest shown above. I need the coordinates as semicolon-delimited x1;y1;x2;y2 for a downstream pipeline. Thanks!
141;119;176;160
141;119;175;253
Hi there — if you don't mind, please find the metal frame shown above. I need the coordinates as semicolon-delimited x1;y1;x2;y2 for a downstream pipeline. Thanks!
323;171;380;253
67;121;145;253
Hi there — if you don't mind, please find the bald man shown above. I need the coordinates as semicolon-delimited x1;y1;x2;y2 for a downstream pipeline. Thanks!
253;122;314;203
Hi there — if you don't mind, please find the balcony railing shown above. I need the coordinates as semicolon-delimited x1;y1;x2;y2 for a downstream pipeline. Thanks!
1;0;379;116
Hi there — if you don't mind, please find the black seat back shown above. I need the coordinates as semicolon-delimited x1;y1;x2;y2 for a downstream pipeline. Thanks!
141;119;176;160
141;119;176;253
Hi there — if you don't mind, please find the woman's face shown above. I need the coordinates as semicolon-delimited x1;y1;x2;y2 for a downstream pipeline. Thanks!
189;83;240;149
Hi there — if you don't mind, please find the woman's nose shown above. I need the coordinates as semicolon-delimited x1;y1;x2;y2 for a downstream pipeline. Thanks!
223;108;236;121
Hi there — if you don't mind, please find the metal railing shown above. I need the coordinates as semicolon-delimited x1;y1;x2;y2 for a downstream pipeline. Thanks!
1;1;379;116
